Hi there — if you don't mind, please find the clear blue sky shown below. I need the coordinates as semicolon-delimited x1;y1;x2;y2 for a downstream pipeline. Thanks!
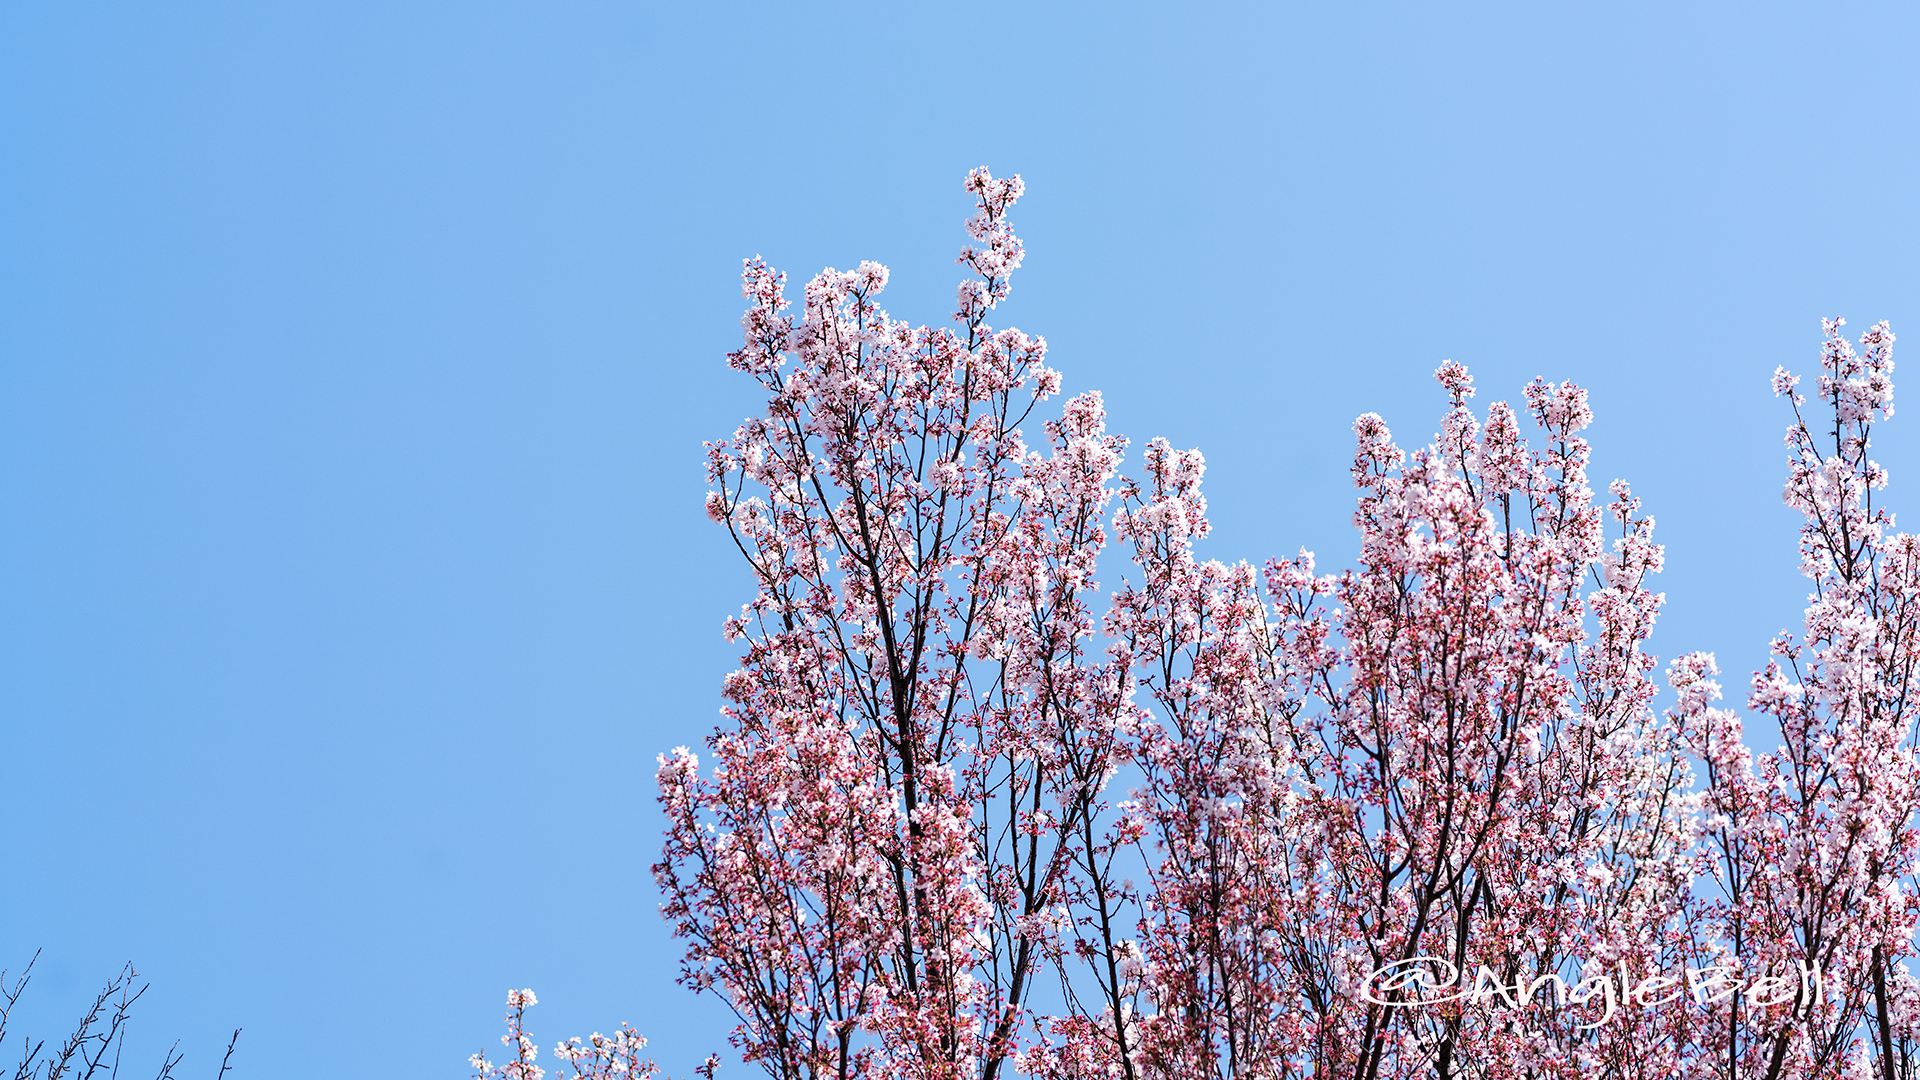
3;3;1916;1077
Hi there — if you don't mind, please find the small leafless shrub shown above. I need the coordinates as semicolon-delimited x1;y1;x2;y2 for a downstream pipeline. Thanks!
0;952;238;1080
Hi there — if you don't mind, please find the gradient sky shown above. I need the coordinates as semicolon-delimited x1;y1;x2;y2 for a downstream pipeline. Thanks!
4;3;1918;1078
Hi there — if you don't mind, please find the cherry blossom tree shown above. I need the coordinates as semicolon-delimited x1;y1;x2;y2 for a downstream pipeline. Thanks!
617;168;1920;1080
654;167;1140;1080
1106;363;1704;1080
1674;317;1920;1080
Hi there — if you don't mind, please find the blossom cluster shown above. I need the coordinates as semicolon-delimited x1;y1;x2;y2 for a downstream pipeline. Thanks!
471;989;720;1080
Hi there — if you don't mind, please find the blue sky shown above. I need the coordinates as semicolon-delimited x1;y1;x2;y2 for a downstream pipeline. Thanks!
3;3;1917;1077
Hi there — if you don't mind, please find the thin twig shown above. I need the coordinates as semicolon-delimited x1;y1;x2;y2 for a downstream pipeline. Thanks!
213;1031;239;1080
